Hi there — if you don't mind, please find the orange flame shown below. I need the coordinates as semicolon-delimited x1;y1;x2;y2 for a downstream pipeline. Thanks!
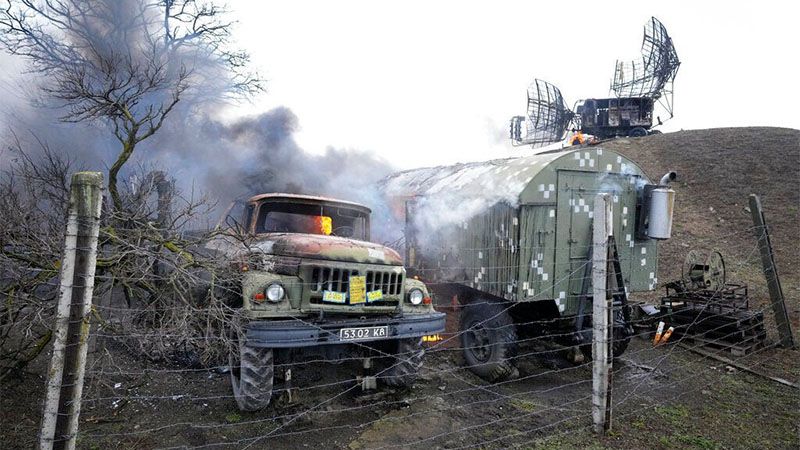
315;216;332;235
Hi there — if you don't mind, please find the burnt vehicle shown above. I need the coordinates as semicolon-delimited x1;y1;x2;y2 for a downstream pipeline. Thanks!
575;97;656;138
208;194;445;411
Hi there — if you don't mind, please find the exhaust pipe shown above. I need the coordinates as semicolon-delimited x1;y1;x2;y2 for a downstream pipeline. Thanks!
648;172;677;239
659;171;677;186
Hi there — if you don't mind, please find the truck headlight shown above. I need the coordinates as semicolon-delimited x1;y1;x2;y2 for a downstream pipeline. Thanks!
408;288;424;305
266;283;285;302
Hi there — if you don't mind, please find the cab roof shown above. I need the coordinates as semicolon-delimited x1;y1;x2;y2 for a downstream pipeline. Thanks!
247;193;371;214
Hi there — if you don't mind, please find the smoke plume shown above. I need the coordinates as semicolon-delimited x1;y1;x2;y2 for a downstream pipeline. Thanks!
0;0;404;245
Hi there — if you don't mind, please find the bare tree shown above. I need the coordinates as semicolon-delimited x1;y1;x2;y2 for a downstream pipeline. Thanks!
0;134;246;379
0;0;262;210
0;137;73;380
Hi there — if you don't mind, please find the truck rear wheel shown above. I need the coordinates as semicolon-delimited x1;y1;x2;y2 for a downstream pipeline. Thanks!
381;338;425;387
461;300;518;382
579;309;631;360
230;335;274;411
628;127;648;137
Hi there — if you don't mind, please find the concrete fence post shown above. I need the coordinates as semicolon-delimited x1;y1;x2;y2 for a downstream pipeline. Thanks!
592;193;613;434
39;172;104;450
748;194;795;349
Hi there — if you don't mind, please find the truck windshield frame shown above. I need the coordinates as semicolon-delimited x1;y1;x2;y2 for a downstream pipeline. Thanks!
253;201;369;240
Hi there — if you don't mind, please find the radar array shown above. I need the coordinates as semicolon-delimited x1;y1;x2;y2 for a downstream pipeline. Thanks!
510;17;680;148
611;17;680;116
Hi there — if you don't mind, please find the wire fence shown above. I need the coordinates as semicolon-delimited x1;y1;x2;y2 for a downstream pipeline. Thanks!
1;175;797;450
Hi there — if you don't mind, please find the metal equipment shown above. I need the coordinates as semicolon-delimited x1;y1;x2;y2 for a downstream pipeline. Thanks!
510;17;680;146
660;251;766;355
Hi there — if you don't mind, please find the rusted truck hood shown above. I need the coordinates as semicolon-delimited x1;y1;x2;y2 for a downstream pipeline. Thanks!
252;233;403;266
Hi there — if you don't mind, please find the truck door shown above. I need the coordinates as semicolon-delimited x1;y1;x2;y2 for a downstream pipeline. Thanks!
554;170;637;308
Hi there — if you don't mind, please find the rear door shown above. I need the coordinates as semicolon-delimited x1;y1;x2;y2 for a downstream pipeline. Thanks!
554;170;637;306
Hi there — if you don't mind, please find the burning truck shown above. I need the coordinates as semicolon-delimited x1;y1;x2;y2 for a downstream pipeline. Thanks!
382;148;676;381
207;193;445;411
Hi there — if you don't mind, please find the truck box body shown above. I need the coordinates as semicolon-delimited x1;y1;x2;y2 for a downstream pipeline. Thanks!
383;147;661;317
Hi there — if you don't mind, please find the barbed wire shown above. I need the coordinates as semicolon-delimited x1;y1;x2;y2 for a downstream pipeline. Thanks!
4;182;793;450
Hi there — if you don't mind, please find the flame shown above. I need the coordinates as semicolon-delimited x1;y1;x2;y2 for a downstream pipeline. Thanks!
315;216;332;235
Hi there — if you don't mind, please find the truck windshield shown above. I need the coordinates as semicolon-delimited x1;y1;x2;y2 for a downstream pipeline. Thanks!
255;202;368;240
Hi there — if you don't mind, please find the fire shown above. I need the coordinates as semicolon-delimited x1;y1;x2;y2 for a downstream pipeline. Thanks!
315;216;332;235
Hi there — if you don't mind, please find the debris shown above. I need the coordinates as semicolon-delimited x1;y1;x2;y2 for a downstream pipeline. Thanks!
680;343;797;388
660;326;675;344
660;251;766;355
654;321;665;345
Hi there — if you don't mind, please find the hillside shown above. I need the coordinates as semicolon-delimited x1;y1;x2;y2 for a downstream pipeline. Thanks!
603;126;800;331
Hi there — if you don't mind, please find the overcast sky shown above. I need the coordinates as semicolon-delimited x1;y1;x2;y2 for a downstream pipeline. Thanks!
223;0;799;169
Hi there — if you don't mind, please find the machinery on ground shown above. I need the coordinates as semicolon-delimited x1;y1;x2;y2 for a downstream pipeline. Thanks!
660;251;766;355
208;194;445;410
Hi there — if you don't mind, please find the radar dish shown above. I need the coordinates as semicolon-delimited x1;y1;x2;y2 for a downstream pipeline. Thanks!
510;79;575;147
611;17;680;116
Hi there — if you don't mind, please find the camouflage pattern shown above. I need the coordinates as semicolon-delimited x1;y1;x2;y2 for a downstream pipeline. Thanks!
384;146;662;317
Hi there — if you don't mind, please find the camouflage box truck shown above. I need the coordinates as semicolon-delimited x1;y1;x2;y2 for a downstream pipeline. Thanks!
209;194;445;410
382;147;676;381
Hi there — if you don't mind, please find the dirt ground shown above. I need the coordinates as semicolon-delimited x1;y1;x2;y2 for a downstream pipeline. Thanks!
2;127;799;449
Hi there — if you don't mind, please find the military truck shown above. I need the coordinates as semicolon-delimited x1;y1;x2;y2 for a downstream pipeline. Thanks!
382;147;676;381
208;193;445;411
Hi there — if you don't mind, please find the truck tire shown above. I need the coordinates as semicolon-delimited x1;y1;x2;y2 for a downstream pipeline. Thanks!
579;310;631;360
381;338;425;387
628;127;648;137
611;326;631;357
461;300;518;382
230;337;274;411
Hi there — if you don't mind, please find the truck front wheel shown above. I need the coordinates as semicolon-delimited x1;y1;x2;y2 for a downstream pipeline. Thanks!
380;338;425;388
461;300;518;382
230;336;274;411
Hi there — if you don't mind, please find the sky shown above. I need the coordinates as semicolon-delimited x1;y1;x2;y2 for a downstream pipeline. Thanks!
224;0;800;169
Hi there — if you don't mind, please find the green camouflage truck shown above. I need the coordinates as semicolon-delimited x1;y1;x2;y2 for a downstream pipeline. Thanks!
208;193;445;410
382;146;675;381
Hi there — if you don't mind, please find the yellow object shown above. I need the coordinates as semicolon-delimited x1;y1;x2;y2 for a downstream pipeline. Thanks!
423;334;443;343
322;291;346;303
349;275;367;304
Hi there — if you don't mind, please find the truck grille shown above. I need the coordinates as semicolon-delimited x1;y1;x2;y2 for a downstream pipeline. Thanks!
308;266;403;296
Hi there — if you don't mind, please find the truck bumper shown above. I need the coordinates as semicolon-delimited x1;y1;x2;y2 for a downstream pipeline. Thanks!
245;312;446;348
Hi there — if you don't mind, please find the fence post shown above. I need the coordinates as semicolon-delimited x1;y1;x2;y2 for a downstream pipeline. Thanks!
748;194;795;348
39;172;104;450
592;193;613;434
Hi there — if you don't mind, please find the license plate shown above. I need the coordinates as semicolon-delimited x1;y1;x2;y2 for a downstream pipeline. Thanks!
339;326;389;341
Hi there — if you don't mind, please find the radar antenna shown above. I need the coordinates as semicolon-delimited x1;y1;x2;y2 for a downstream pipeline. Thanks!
510;79;575;147
611;17;681;118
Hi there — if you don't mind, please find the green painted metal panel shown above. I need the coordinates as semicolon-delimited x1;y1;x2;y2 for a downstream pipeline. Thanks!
385;146;664;318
